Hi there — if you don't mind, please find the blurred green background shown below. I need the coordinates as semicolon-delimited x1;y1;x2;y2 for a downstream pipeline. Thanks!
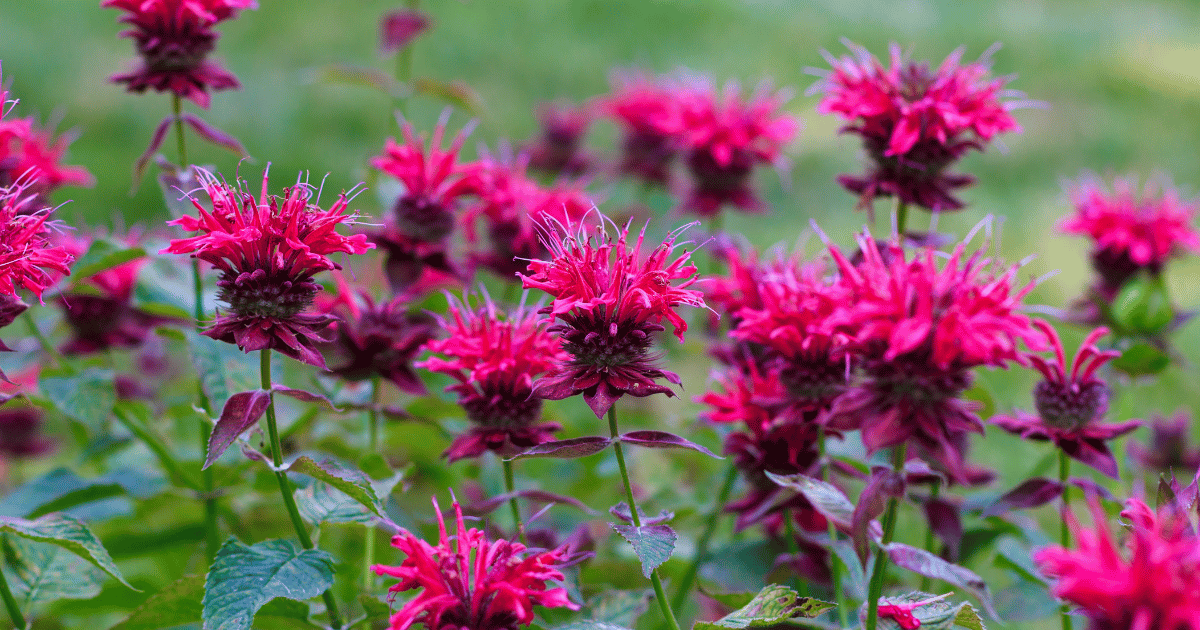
4;1;1200;628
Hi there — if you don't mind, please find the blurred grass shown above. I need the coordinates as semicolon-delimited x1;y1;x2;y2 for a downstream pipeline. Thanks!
5;1;1200;628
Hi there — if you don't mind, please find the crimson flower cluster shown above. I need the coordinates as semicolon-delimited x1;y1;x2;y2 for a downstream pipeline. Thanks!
372;497;578;630
523;102;593;178
520;215;707;418
419;292;567;461
102;0;257;108
0;116;93;203
163;169;372;367
815;41;1022;213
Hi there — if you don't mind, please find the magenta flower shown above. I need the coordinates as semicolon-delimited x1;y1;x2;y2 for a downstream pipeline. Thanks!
0;118;94;199
162;168;373;368
379;9;430;54
372;496;579;630
519;215;707;417
677;82;799;217
1128;411;1200;476
823;231;1045;481
419;292;567;461
0;404;53;459
102;0;257;108
1034;498;1200;630
320;280;437;395
993;324;1141;478
603;73;688;186
523;102;593;177
815;41;1022;212
860;593;954;630
0;183;74;305
1061;176;1200;290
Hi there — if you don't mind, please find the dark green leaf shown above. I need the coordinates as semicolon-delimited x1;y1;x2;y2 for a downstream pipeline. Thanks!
693;584;834;630
358;593;390;620
40;367;116;430
202;538;335;630
69;239;146;280
2;536;105;605
611;523;675;578
109;575;205;630
0;468;122;519
287;457;382;518
0;513;133;590
954;603;986;630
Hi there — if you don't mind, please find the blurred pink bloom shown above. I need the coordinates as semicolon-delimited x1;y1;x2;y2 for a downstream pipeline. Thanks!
816;41;1022;212
372;496;578;630
0;404;53;459
0;118;93;199
163;168;372;368
1128;410;1200;475
379;9;430;54
524;102;593;177
102;0;257;108
419;292;567;461
603;73;689;186
1035;498;1200;630
993;324;1141;478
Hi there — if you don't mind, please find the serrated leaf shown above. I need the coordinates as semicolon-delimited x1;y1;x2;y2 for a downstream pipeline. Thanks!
110;574;205;630
619;431;721;458
273;386;342;412
586;589;652;628
0;513;133;590
610;523;676;578
287;457;382;517
202;538;335;630
2;535;105;605
69;239;146;280
296;482;375;525
40;367;116;430
693;584;834;630
764;472;853;530
508;436;612;460
609;503;672;525
205;390;271;469
953;603;986;630
881;542;997;621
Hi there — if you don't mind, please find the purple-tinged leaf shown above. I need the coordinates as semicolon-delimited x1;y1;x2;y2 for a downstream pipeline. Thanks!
923;498;964;561
508;436;612;460
903;458;946;485
882;541;999;621
852;467;905;568
765;471;853;531
461;490;596;517
981;478;1063;518
619;431;721;458
1068;477;1115;502
180;114;250;159
133;116;174;188
239;443;270;464
610;523;676;578
204;390;271;469
609;503;672;525
271;386;343;412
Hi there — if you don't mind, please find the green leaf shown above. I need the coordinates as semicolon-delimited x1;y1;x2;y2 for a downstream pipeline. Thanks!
295;482;374;525
1109;339;1171;377
0;513;133;590
40;367;116;430
693;584;834;630
953;603;987;630
109;575;204;630
287;457;383;518
698;589;756;610
202;538;335;630
188;331;265;412
358;593;390;620
69;239;146;280
257;598;318;629
2;535;105;605
586;589;652;628
134;258;195;319
610;523;676;578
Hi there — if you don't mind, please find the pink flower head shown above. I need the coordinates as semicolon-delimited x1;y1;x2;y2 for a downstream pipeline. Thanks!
102;0;257;108
1034;497;1200;630
523;101;593;177
380;9;430;54
519;214;708;418
860;593;954;630
371;113;479;244
0;402;53;459
1128;410;1200;475
372;496;579;630
0;183;74;304
0;118;94;198
816;41;1023;212
993;323;1141;478
677;82;799;217
1061;175;1200;288
419;291;567;461
319;277;437;395
603;73;689;186
162;167;373;368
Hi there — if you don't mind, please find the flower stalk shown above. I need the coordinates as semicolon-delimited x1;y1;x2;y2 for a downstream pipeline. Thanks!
1059;449;1071;630
864;444;907;630
503;458;526;545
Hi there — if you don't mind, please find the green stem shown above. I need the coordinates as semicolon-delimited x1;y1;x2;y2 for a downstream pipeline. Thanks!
23;312;61;365
113;405;198;490
192;254;220;563
607;407;680;630
895;200;909;239
782;508;807;596
0;563;25;630
919;481;940;593
368;376;381;454
818;433;849;630
260;350;343;629
172;94;187;166
363;524;376;591
1059;450;1071;630
670;463;737;612
503;459;526;545
864;444;907;630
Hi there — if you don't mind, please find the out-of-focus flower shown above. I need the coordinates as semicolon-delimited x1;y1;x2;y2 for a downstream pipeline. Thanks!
372;496;579;630
523;102;593;177
520;215;707;417
419;292;567;461
379;9;430;54
0;403;53;459
1035;497;1200;630
0;118;93;200
993;324;1141;478
1128;410;1200;476
370;232;462;298
102;0;257;108
677;82;799;217
1062;176;1200;290
603;73;688;186
823;229;1044;482
56;230;176;355
371;114;478;244
815;41;1023;213
320;279;436;394
162;168;372;368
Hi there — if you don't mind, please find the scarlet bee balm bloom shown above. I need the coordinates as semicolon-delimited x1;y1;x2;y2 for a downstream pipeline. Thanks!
373;496;579;630
163;168;373;368
519;215;708;418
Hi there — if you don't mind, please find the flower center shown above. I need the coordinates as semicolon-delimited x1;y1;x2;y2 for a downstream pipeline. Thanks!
687;149;752;192
217;267;319;320
867;359;972;406
1034;379;1109;431
461;381;543;429
556;314;658;370
393;195;456;242
779;356;848;406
